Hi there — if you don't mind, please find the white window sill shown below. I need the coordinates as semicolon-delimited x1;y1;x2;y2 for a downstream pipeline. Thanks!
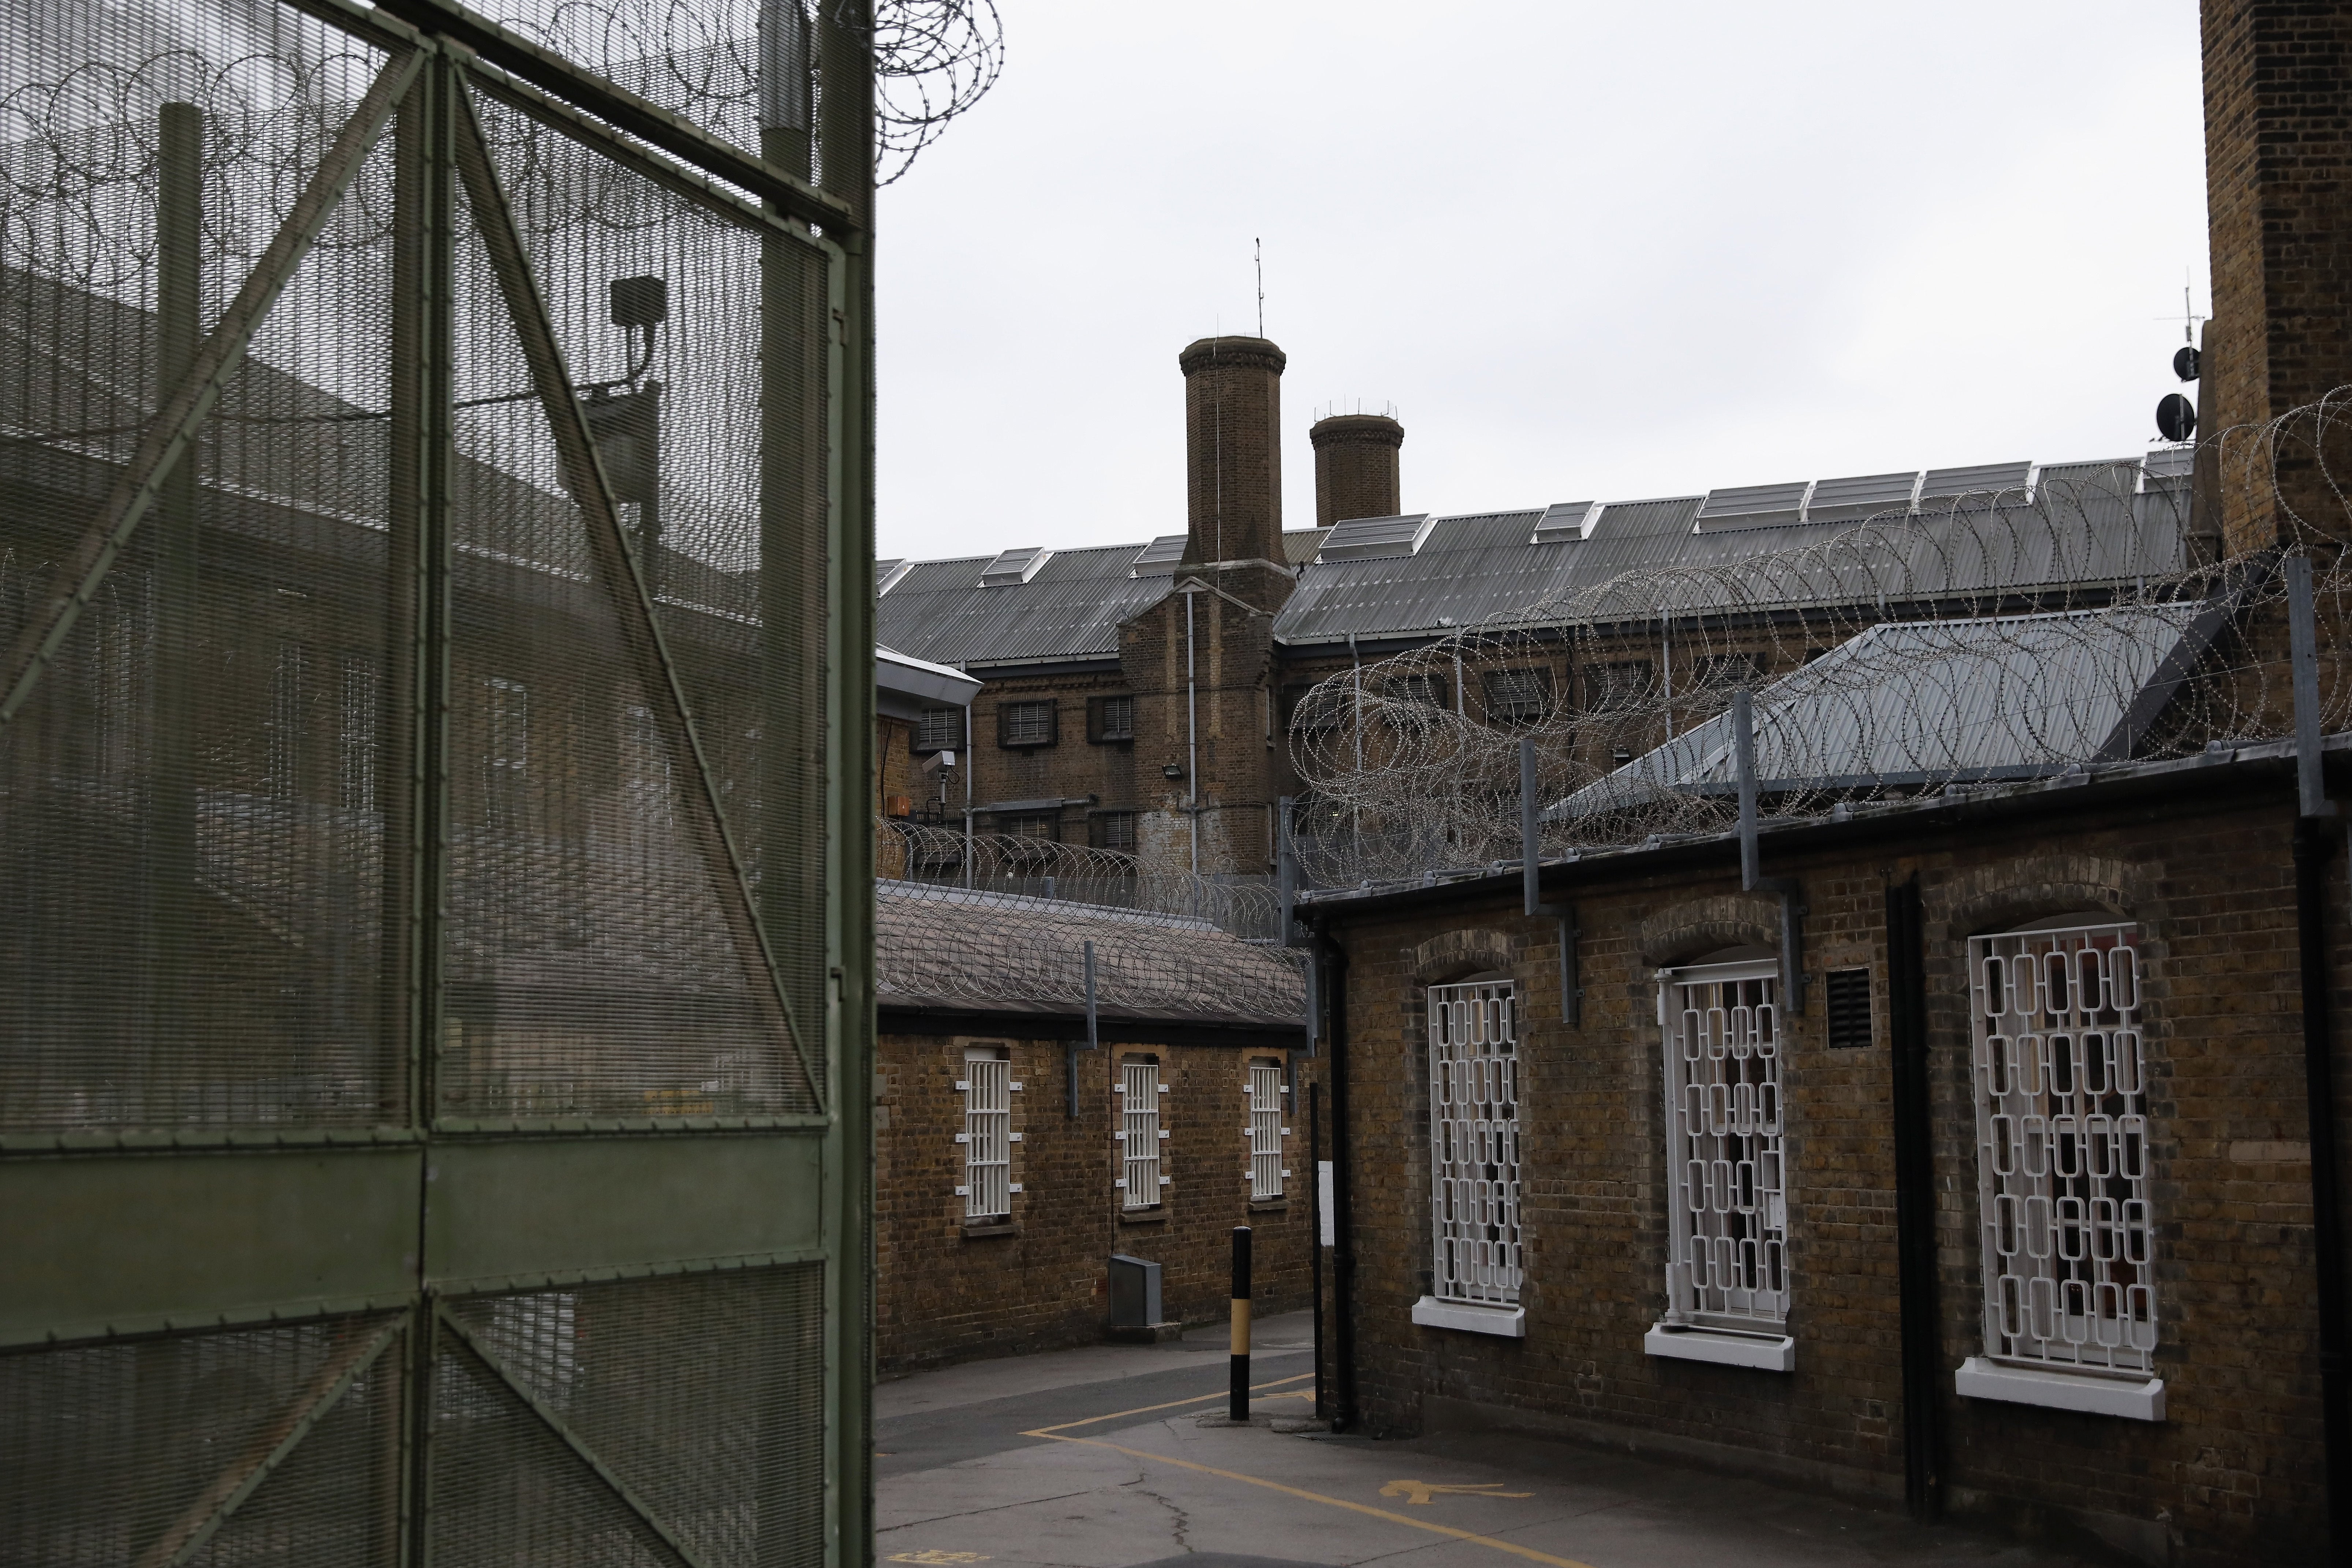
1644;1323;1795;1372
1411;1297;1525;1337
1955;1356;2165;1421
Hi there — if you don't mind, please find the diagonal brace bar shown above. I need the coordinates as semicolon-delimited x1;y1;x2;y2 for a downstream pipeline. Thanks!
140;1319;403;1568
449;76;819;1103
0;46;425;727
438;1310;707;1568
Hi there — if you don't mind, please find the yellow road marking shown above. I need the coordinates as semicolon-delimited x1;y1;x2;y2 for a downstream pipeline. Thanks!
886;1554;989;1564
1381;1479;1534;1504
1022;1372;1317;1435
1021;1401;1598;1568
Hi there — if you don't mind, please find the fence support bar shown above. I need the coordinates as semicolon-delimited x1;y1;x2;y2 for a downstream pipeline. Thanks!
2290;556;2332;820
1519;736;1580;1024
1733;690;1808;1014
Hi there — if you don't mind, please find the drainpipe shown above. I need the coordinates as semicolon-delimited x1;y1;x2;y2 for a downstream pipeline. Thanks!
1186;587;1199;874
2287;556;2350;1554
1732;689;1807;1013
1348;632;1363;866
962;701;974;889
1885;872;1940;1519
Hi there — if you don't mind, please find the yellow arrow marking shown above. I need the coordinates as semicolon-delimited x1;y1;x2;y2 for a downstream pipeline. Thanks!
1380;1479;1535;1505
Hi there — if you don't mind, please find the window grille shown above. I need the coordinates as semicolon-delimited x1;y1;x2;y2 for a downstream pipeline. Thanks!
484;676;530;831
1003;813;1056;841
1428;980;1520;1305
1481;665;1551;723
914;707;961;752
1660;960;1787;1330
1093;694;1136;742
964;1052;1012;1219
1248;1062;1285;1200
337;654;377;814
1388;673;1446;708
1094;811;1137;853
1121;1060;1163;1208
1582;660;1653;708
1968;923;2154;1375
1000;700;1055;747
267;640;308;801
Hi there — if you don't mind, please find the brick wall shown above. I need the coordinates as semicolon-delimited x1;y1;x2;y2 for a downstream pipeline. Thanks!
1322;777;2337;1563
2201;0;2352;552
877;1024;1324;1375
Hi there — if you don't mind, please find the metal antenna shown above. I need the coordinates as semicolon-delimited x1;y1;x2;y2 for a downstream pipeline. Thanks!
1255;238;1264;339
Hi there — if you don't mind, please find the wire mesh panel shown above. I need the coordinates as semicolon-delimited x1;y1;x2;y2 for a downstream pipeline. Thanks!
434;113;814;1121
1427;980;1520;1306
444;1264;826;1568
1119;1059;1162;1209
0;0;404;1130
0;1314;402;1566
1660;962;1786;1331
1248;1060;1284;1201
1968;923;2154;1375
963;1050;1010;1218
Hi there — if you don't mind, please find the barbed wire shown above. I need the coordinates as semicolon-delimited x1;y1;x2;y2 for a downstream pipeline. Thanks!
1290;395;2352;891
865;0;999;185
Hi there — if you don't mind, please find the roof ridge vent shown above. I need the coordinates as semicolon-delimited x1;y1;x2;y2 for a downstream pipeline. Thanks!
1695;479;1811;533
1530;501;1597;544
1804;471;1920;524
979;546;1053;587
1917;460;2033;509
1317;512;1434;562
1131;534;1187;577
877;558;915;595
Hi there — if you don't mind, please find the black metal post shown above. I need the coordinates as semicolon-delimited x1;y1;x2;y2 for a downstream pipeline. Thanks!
2296;817;2351;1560
1229;1225;1252;1421
1321;923;1357;1431
1886;873;1941;1519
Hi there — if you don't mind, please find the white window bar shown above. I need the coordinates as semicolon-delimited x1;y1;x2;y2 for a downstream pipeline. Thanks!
1968;923;2154;1376
1659;960;1788;1332
1248;1062;1285;1200
964;1052;1011;1219
1427;980;1521;1305
1122;1060;1162;1209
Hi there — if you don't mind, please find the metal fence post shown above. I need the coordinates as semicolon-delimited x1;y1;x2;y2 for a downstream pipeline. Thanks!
1229;1225;1252;1420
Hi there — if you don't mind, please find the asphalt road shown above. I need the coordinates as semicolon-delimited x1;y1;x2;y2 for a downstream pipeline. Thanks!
872;1314;2106;1568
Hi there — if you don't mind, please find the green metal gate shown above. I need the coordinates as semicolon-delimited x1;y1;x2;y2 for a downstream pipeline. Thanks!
0;0;876;1561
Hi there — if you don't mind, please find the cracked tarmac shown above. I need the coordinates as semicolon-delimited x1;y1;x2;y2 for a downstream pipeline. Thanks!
873;1313;2106;1568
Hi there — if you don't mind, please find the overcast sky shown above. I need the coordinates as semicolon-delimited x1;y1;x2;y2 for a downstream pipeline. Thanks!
871;1;2207;564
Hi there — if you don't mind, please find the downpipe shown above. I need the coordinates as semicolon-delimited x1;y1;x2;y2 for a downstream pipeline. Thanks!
2295;816;2351;1559
1315;916;1358;1432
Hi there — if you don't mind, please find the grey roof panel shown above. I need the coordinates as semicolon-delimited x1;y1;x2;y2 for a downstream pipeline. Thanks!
876;544;1168;668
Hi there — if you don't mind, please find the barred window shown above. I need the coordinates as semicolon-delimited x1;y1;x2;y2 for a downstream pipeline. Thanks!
484;676;530;831
1582;660;1653;709
267;640;307;802
1386;673;1448;710
1428;980;1520;1305
1090;694;1136;742
1658;958;1787;1333
999;700;1056;747
914;706;961;752
1001;813;1056;841
337;653;377;814
1093;811;1136;852
1968;922;2153;1377
961;1049;1012;1220
1119;1059;1165;1209
1481;665;1552;723
1247;1061;1287;1200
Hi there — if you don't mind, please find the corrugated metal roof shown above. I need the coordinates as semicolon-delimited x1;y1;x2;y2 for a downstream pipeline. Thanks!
1550;601;2211;821
872;455;2189;663
875;543;1168;668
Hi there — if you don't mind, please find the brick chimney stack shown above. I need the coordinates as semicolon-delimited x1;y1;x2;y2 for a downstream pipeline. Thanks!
1179;336;1285;566
2200;1;2352;551
1308;412;1404;526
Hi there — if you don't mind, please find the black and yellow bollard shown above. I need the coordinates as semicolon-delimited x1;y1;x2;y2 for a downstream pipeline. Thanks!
1229;1225;1252;1421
